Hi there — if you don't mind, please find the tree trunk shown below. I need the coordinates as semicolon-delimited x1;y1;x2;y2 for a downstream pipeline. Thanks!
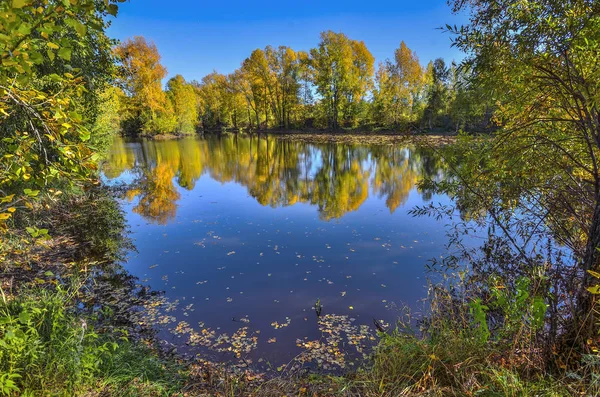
264;95;268;129
577;195;600;340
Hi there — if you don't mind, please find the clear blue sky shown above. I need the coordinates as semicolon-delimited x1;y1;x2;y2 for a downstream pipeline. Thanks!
107;0;466;82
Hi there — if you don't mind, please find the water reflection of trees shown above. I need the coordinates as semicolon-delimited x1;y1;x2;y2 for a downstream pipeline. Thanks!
103;135;445;224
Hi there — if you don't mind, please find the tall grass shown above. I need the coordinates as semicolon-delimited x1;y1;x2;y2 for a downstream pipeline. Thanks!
0;286;183;396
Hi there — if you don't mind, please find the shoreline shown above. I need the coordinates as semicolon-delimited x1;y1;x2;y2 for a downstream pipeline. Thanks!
133;130;459;146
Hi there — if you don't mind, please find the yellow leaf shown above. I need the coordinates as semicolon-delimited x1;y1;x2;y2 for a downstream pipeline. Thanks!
587;270;600;279
12;0;27;9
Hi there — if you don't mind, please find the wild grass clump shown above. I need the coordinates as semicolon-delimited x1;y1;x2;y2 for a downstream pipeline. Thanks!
0;286;184;396
345;277;598;397
356;324;571;396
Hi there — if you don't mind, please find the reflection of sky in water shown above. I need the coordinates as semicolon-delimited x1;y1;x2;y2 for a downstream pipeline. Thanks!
102;135;458;367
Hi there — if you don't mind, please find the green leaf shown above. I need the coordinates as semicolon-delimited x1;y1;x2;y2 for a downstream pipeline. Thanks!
74;21;87;36
107;4;118;16
79;129;91;141
29;51;43;65
18;311;30;325
58;47;72;61
16;23;31;35
23;188;39;197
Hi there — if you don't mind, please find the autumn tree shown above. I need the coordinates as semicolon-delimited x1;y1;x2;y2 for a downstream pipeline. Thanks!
231;67;261;129
196;72;226;129
166;75;198;134
266;46;302;128
373;41;424;127
241;49;272;128
296;51;315;124
115;36;175;135
310;31;374;129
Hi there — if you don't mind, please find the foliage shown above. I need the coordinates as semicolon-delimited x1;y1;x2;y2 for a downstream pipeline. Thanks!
0;0;125;231
0;285;184;396
166;74;198;134
114;36;175;135
372;41;424;127
113;30;494;135
91;86;125;157
310;31;374;129
442;0;600;345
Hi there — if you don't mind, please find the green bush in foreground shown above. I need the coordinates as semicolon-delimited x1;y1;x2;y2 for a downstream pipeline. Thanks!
0;287;183;396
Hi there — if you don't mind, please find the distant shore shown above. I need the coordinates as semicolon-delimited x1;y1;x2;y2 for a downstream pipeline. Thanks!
136;130;459;146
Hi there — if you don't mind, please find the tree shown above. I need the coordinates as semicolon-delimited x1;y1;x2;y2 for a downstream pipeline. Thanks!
310;31;374;129
373;41;424;127
114;36;174;135
92;85;126;154
242;48;274;129
0;0;125;230
166;75;198;134
267;46;302;129
448;0;600;344
446;64;490;133
239;46;303;129
423;58;450;129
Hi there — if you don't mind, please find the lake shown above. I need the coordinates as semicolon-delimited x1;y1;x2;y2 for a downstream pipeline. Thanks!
102;134;454;370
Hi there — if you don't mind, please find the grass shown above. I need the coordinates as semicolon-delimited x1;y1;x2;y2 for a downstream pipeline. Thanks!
349;327;573;396
0;286;185;396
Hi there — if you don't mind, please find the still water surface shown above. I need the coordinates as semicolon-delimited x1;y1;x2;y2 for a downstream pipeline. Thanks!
102;134;454;369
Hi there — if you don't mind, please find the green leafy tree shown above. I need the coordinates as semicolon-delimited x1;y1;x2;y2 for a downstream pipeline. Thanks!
0;0;125;230
166;75;198;135
423;58;450;130
447;0;600;342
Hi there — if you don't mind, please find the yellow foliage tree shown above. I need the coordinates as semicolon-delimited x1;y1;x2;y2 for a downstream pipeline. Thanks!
115;36;175;135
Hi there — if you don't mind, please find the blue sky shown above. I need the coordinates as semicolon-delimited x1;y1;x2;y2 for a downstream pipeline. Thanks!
107;0;467;82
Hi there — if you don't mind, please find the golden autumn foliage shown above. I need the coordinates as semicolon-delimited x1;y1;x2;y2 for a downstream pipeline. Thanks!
115;36;175;134
111;31;489;135
373;41;425;126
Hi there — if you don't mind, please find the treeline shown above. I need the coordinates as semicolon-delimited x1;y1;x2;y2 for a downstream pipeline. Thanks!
112;32;493;136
